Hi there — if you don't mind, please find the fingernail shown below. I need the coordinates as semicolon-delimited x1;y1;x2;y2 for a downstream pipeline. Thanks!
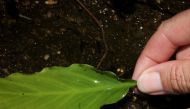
137;72;164;94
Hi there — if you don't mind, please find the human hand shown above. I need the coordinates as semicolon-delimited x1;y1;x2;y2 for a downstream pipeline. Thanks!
133;9;190;95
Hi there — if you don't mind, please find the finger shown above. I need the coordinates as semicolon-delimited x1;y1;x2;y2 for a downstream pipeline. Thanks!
176;45;190;60
133;9;190;80
137;60;190;95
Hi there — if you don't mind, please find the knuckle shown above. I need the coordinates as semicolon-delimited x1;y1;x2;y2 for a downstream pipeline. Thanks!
169;62;190;93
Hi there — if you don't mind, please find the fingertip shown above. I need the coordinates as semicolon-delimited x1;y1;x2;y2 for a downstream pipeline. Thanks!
137;72;164;94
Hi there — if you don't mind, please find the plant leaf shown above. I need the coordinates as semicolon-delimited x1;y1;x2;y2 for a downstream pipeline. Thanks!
0;64;136;109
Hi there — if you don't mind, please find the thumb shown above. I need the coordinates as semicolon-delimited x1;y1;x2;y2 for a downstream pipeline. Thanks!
137;60;190;95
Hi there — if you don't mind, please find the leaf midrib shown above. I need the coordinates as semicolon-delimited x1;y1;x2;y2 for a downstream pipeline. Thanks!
0;83;130;96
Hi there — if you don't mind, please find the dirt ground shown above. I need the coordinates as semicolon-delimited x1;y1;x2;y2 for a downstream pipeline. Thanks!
0;0;190;109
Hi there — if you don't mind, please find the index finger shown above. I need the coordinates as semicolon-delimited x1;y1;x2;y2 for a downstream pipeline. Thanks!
133;9;190;80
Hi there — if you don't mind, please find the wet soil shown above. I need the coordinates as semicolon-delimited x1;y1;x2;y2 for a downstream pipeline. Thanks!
0;0;190;109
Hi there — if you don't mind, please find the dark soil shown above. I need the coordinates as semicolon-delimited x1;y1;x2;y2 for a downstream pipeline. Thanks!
0;0;190;109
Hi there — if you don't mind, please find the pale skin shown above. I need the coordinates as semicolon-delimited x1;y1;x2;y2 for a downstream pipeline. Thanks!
133;9;190;95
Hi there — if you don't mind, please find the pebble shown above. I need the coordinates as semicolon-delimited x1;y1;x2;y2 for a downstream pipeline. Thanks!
57;51;61;54
45;0;57;5
44;54;50;60
35;0;39;4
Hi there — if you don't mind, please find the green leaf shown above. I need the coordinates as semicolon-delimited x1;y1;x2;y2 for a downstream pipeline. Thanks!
0;64;136;109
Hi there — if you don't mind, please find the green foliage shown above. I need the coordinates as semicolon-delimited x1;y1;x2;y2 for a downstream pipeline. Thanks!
0;64;136;109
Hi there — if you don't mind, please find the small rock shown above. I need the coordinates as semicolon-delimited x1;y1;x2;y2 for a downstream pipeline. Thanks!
45;0;57;5
57;51;61;54
44;54;50;60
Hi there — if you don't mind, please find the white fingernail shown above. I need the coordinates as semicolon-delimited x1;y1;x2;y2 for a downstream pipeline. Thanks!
137;72;164;94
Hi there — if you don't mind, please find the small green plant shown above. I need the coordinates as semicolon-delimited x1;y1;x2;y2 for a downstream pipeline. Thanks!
0;64;136;109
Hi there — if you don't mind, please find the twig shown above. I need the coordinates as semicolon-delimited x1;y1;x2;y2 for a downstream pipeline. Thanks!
76;0;108;69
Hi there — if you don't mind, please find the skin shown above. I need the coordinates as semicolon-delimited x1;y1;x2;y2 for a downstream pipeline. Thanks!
133;9;190;95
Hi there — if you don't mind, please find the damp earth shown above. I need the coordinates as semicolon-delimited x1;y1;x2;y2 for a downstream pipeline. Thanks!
0;0;190;109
